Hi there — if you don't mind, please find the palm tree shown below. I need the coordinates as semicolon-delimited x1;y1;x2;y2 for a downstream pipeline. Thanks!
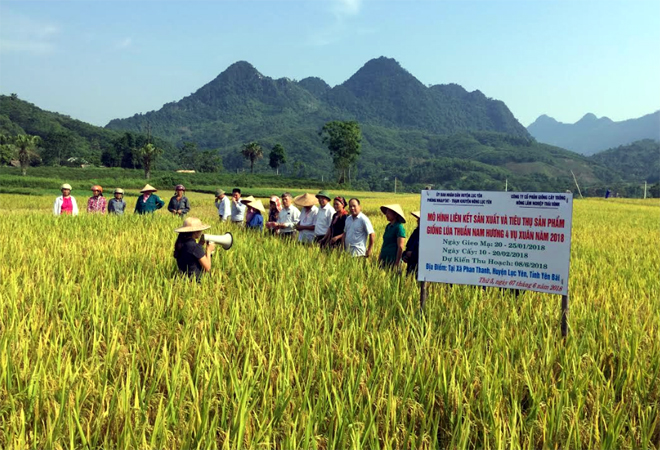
138;143;162;179
241;141;263;174
13;134;41;176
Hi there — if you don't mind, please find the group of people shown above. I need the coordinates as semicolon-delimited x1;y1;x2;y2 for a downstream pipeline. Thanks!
52;183;421;280
53;183;190;216
204;188;421;279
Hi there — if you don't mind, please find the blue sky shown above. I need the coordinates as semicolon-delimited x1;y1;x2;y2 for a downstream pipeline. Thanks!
1;0;658;127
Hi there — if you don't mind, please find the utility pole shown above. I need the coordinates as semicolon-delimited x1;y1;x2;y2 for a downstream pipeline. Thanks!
570;170;584;199
505;179;508;192
394;177;397;194
644;181;647;199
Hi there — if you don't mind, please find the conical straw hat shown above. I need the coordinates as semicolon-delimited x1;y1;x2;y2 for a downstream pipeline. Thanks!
241;195;255;204
140;184;158;193
411;211;421;220
380;204;406;223
249;199;266;214
174;217;211;233
294;193;319;207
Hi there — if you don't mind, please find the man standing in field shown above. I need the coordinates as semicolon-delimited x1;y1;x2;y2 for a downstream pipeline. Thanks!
230;188;246;226
342;198;375;257
270;192;300;238
215;189;230;221
313;190;335;244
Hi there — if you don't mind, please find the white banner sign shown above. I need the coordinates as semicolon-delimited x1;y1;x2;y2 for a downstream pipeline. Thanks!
418;191;573;295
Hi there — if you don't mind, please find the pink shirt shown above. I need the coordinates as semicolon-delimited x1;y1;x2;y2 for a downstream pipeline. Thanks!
61;197;73;214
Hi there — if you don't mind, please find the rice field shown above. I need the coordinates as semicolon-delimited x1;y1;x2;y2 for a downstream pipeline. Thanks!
0;190;658;449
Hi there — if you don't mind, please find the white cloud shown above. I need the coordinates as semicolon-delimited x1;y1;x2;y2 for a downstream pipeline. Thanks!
0;10;60;54
333;0;363;17
116;37;133;49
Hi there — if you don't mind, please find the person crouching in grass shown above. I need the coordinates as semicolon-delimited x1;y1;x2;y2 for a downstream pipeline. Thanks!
173;217;215;280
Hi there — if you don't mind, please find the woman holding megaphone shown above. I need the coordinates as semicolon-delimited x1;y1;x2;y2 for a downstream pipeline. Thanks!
173;217;215;280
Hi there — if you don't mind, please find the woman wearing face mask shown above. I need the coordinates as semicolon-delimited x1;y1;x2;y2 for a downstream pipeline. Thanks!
87;185;107;214
108;188;127;215
168;184;191;217
53;183;79;216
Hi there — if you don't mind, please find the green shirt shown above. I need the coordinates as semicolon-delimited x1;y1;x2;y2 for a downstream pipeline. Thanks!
379;222;406;264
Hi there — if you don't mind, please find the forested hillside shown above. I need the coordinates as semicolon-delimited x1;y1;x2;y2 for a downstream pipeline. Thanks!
590;139;660;183
0;94;178;169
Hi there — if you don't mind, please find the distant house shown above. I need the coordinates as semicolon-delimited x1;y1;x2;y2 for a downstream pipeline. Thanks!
176;170;196;173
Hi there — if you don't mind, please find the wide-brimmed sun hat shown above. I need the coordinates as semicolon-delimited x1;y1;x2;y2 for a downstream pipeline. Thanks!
411;211;421;220
294;193;319;207
249;199;266;214
380;204;406;223
174;217;211;233
315;190;332;201
60;183;72;191
216;189;225;196
114;188;124;195
241;195;255;204
140;184;158;193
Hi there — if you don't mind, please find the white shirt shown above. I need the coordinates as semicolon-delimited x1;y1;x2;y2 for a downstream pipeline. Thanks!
231;199;246;222
215;196;231;220
277;205;300;234
314;202;335;237
344;212;375;256
53;196;79;216
298;206;319;243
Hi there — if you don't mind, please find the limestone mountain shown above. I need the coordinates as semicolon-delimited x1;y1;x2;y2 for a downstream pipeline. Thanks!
527;111;660;155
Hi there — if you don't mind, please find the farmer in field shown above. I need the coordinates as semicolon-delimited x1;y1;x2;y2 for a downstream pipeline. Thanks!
266;195;282;235
107;188;126;215
173;217;215;280
168;184;190;216
53;183;79;216
378;204;406;269
241;195;256;225
320;196;348;249
342;198;375;257
313;190;335;244
87;185;107;214
294;193;319;244
403;211;420;278
215;189;230;221
268;192;300;238
230;188;246;226
245;199;265;231
134;184;165;214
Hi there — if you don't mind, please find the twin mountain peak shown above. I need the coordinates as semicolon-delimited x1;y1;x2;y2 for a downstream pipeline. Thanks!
107;56;529;139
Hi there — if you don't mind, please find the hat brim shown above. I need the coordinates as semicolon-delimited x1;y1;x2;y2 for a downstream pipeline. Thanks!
174;224;211;233
411;211;421;220
315;194;331;200
380;205;406;223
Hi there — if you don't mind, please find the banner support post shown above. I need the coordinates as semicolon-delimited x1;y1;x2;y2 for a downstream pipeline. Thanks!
419;281;427;312
561;293;569;337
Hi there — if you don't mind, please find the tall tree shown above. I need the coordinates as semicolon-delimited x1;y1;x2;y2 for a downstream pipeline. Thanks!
241;141;263;174
42;130;76;165
320;121;362;184
0;133;15;165
137;143;162;179
14;134;42;176
269;143;287;175
179;141;199;170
